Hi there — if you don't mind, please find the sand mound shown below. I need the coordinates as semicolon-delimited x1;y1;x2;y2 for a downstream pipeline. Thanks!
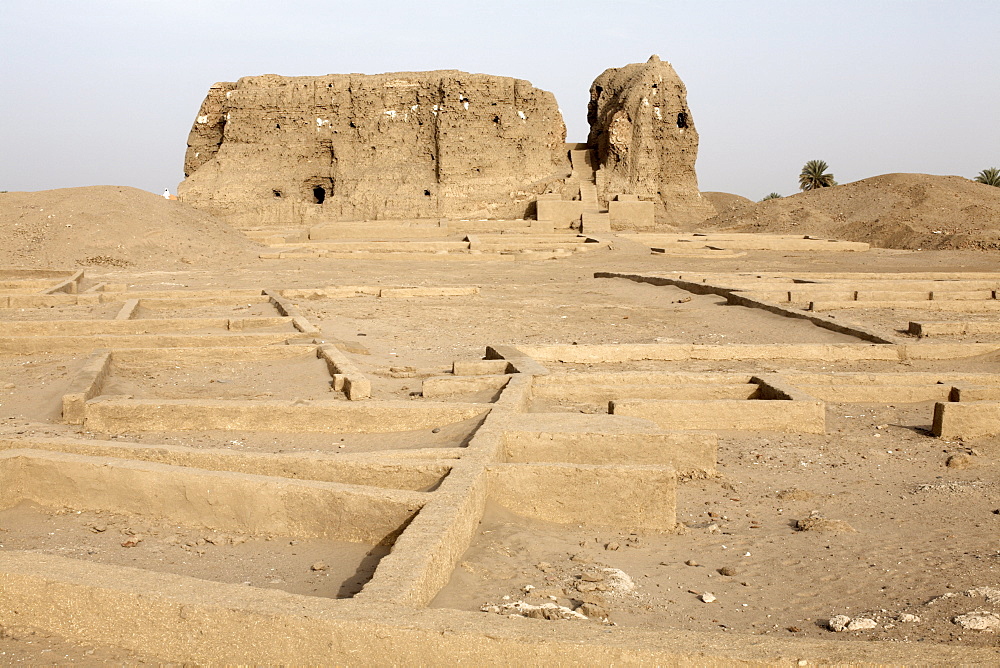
701;191;754;216
0;186;262;270
698;174;1000;250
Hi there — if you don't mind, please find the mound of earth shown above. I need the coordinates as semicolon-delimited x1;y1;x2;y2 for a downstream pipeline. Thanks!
701;191;754;216
0;186;262;270
697;173;1000;250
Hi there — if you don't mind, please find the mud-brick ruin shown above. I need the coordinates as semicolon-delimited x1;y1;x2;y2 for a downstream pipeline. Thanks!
179;56;711;230
5;50;1000;666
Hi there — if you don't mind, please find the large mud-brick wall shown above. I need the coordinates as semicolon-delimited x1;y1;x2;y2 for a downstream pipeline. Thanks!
179;70;569;226
587;56;714;225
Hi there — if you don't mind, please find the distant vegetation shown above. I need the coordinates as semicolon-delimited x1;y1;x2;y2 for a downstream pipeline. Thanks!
799;160;836;191
974;167;1000;187
761;192;782;201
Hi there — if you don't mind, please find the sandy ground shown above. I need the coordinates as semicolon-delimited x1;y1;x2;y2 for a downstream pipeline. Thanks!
1;242;999;661
699;173;1000;251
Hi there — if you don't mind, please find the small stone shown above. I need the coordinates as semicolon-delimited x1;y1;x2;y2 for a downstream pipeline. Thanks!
3;383;14;390
89;524;107;533
828;615;851;632
795;517;857;533
846;618;877;631
578;602;609;619
953;611;1000;631
685;559;699;567
120;537;142;548
777;488;813;501
535;561;552;573
718;566;738;577
311;561;328;572
580;573;604;582
570;553;591;563
605;542;620;551
431;427;441;434
946;454;974;469
700;592;716;603
787;626;801;633
897;613;920;623
577;582;599;593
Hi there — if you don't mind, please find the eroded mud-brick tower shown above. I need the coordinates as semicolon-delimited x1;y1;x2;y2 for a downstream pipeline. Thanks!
179;70;569;227
587;55;714;226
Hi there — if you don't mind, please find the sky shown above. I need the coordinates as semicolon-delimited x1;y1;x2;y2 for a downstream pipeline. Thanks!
2;0;998;201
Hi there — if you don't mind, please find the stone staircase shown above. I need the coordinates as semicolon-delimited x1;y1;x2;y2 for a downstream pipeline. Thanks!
571;152;610;233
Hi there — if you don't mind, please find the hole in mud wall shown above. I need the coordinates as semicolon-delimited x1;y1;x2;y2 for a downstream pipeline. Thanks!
493;115;501;124
275;123;281;129
424;190;431;197
313;186;327;204
273;190;282;198
677;112;689;129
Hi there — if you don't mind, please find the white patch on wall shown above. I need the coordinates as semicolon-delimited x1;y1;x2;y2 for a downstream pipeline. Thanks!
226;113;231;121
225;91;233;99
411;105;419;111
432;104;439;116
194;152;200;158
316;118;330;127
653;107;662;120
642;97;650;107
463;101;469;110
196;115;209;124
517;110;527;120
383;110;397;119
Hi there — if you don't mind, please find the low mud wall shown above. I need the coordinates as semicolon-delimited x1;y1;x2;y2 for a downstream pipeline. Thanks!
0;450;423;543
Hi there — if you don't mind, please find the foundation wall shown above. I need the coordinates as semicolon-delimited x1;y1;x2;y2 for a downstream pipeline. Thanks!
794;384;953;403
611;399;826;433
82;399;489;434
0;317;293;336
0;332;305;355
422;375;511;398
0;436;449;491
62;350;112;424
502;431;716;476
452;360;513;375
356;376;533;607
536;200;583;227
532;383;758;402
932;401;1000;439
0;450;423;543
519;343;902;363
488;462;676;531
318;344;372;400
5;554;991;666
909;320;1000;337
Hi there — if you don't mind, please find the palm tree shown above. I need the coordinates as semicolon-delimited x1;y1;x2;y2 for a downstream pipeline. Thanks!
974;167;1000;187
799;160;836;191
761;192;782;201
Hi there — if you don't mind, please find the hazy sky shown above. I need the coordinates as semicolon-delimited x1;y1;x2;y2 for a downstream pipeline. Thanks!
2;0;998;200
